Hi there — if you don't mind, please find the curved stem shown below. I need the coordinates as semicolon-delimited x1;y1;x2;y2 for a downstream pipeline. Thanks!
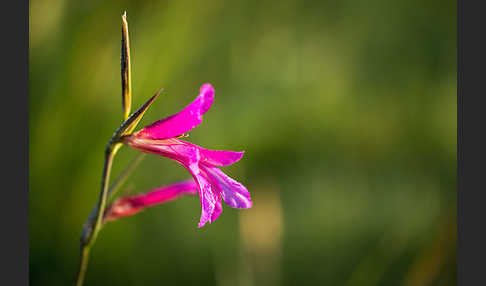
75;146;117;286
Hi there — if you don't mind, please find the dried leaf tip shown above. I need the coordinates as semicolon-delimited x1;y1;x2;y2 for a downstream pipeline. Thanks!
112;88;164;141
121;11;132;121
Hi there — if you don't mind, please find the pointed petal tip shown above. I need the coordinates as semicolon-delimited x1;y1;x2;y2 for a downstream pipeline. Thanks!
200;83;214;95
199;83;214;114
235;150;245;161
228;197;253;209
197;220;208;228
198;214;218;228
223;150;245;165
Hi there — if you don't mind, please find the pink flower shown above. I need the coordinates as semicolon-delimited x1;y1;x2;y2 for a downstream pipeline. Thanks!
104;179;198;222
121;84;252;228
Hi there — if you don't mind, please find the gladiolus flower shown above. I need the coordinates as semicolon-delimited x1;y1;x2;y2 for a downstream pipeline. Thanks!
122;83;252;228
104;179;198;222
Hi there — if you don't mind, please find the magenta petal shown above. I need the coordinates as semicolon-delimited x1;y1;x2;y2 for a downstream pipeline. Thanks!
188;163;221;228
170;140;244;167
202;165;252;209
123;137;197;166
200;149;244;167
122;136;246;227
104;179;197;222
125;137;244;167
211;198;223;222
137;84;215;140
182;141;245;166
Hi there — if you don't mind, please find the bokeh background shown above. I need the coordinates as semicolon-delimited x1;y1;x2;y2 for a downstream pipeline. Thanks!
29;0;456;285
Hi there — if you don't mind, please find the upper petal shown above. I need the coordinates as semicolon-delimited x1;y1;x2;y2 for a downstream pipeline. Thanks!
202;165;252;209
136;84;214;140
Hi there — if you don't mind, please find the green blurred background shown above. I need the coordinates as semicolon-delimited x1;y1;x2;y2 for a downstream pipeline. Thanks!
29;0;456;285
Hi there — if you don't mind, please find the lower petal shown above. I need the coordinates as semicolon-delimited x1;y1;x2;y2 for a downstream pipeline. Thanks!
211;195;223;222
188;163;223;228
202;165;252;209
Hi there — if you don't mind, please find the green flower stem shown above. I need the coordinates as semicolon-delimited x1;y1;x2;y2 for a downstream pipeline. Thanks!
75;244;91;286
74;12;144;286
75;143;119;286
